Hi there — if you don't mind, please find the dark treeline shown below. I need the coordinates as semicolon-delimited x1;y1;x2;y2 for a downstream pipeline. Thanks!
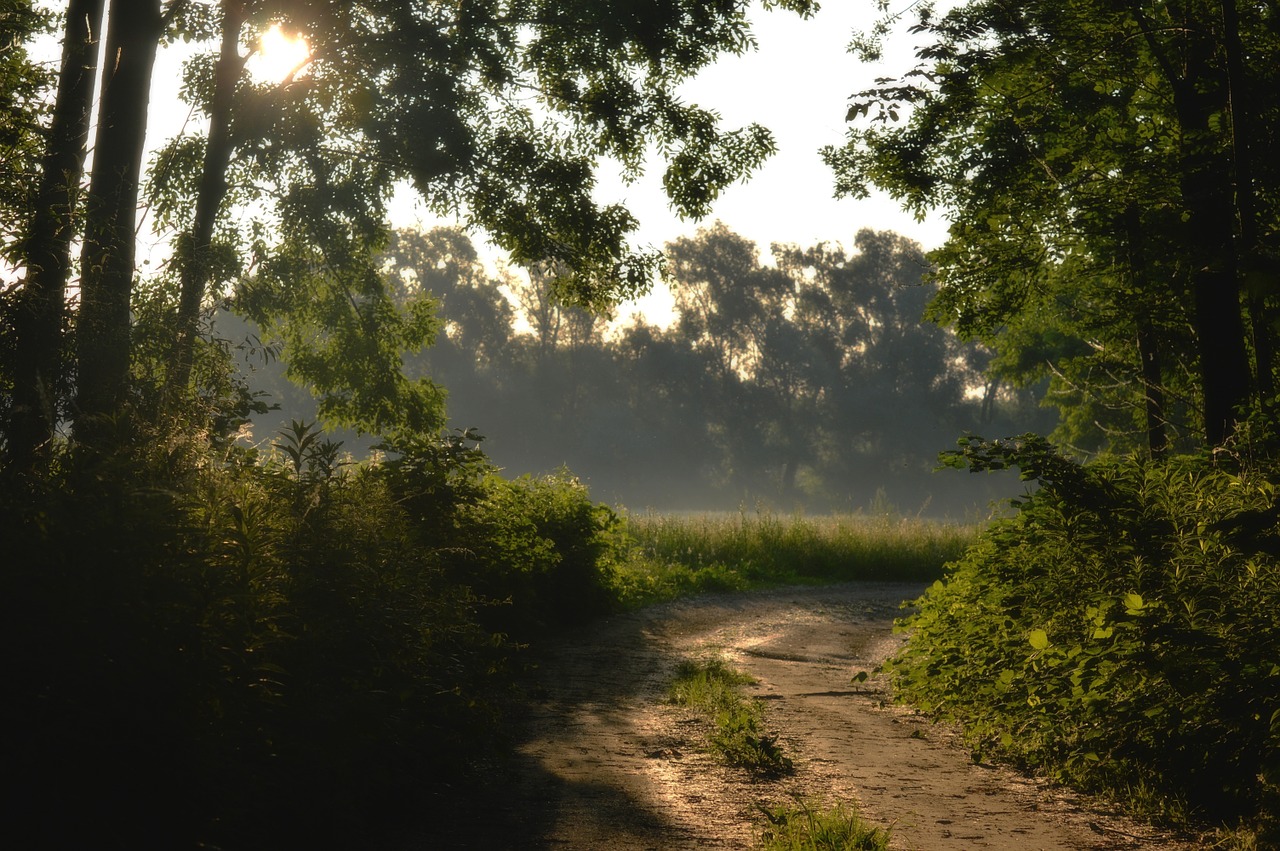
232;222;1053;516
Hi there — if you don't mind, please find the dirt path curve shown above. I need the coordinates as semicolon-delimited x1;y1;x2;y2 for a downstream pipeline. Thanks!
419;583;1199;851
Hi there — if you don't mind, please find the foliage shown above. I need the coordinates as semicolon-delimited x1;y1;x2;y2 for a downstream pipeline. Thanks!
0;0;51;261
0;420;624;848
363;224;1048;515
668;657;793;776
826;0;1280;448
888;434;1280;838
3;0;829;469
439;469;624;639
756;799;892;851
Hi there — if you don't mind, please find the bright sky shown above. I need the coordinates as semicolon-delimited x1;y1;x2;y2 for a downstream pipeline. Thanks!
391;2;951;321
607;2;949;253
129;2;949;322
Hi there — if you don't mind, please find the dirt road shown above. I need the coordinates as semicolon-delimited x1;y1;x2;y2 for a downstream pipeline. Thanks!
414;583;1198;850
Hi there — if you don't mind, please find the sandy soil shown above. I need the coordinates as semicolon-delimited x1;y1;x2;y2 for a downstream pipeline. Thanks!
411;583;1200;850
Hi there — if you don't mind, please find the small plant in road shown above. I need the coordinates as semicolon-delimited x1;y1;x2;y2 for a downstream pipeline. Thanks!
756;799;891;850
668;657;793;776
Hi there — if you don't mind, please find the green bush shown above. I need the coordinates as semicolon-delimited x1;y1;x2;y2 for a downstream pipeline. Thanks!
0;424;540;848
889;435;1280;835
431;469;622;638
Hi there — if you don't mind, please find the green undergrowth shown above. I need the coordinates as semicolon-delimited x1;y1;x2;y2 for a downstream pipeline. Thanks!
0;414;976;848
888;433;1280;845
756;799;892;850
609;510;976;608
669;657;793;776
1;423;622;849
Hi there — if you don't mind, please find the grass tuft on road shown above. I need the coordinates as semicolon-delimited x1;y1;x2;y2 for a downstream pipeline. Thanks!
668;657;793;777
756;799;892;850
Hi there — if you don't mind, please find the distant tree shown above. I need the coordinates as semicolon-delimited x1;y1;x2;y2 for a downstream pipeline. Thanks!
664;224;984;502
667;223;798;492
776;229;978;488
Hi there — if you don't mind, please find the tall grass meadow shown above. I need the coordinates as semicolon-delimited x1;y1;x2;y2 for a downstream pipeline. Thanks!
608;509;978;607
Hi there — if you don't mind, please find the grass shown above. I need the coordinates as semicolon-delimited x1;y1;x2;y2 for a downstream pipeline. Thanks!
668;657;793;777
756;800;892;851
609;510;978;608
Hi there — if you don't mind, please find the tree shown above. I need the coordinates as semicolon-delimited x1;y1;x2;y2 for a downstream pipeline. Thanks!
74;0;165;441
4;0;98;464
667;222;797;492
825;0;1280;449
3;0;819;466
776;228;976;485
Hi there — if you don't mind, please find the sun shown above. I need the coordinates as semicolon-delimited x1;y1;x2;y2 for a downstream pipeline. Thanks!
248;24;310;84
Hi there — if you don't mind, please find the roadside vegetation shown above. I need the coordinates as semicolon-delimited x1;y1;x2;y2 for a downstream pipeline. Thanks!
3;423;621;849
3;417;962;848
887;433;1280;848
609;510;977;608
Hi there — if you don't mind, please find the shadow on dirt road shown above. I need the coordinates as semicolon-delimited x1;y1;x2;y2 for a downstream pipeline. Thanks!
407;583;1199;851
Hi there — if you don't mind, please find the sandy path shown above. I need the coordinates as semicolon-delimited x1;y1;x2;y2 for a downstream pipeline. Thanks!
413;583;1198;850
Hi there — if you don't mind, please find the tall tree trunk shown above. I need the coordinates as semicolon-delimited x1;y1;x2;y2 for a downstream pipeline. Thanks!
1128;0;1255;446
1219;0;1276;398
1124;205;1167;459
74;0;163;442
168;0;246;395
1178;112;1253;447
6;0;106;468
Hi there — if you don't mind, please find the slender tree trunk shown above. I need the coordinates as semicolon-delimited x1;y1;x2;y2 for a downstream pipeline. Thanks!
1136;323;1167;459
781;455;798;496
75;0;164;441
6;0;106;468
1124;205;1167;459
1219;0;1275;398
1127;0;1255;446
1178;126;1253;447
169;0;246;395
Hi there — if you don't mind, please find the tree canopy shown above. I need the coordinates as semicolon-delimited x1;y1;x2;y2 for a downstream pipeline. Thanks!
826;0;1280;452
1;0;817;468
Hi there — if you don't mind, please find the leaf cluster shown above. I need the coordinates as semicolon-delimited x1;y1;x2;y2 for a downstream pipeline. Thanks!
823;0;1280;451
892;435;1280;836
0;0;52;262
143;0;819;318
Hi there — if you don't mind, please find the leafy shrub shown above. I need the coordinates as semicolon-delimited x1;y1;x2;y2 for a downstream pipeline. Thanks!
890;434;1280;834
440;469;623;638
0;424;532;848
